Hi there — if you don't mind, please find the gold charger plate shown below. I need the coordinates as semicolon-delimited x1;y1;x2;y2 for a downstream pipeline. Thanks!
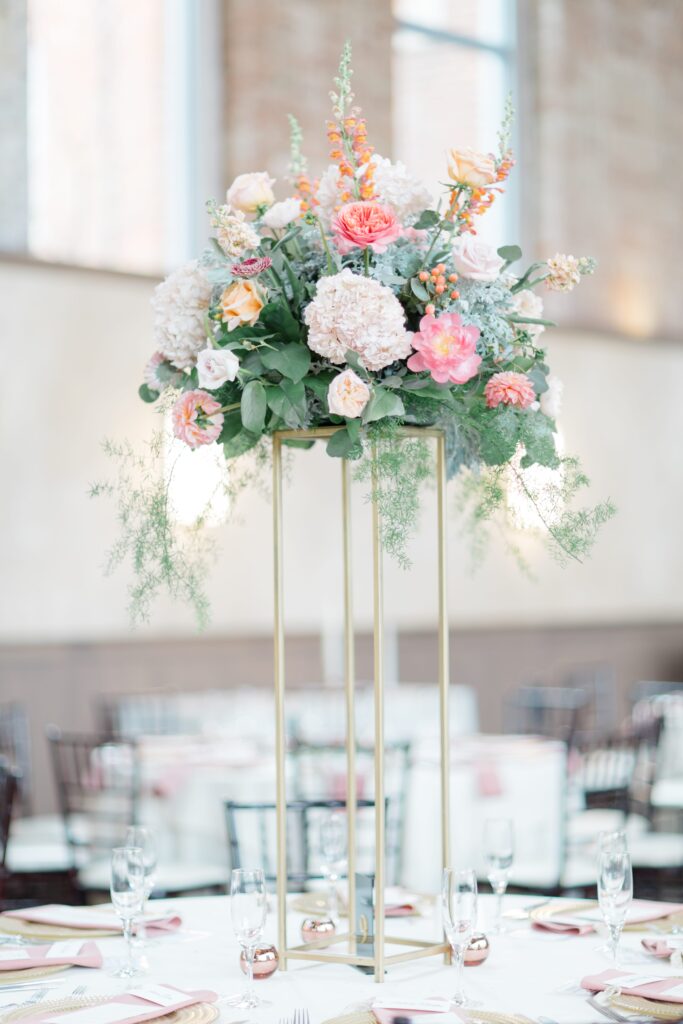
528;900;683;934
0;965;69;984
611;993;683;1021
0;918;118;941
320;1009;534;1024
1;996;219;1023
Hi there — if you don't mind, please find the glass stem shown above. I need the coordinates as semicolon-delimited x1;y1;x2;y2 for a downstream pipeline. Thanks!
454;947;465;1004
496;890;503;932
123;917;133;973
245;945;255;1004
609;924;620;963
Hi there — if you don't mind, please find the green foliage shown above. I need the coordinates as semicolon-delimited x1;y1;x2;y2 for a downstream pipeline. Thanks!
265;379;307;428
240;380;267;433
139;384;159;403
363;387;405;424
260;343;311;382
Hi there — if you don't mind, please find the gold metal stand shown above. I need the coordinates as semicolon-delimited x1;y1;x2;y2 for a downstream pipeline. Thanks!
272;426;451;981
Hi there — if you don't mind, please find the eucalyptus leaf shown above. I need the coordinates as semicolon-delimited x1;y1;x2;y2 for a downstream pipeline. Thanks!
261;343;311;383
363;387;405;424
266;379;307;428
138;384;159;403
412;209;440;229
343;349;369;377
410;278;430;302
223;429;260;459
497;244;523;264
326;427;362;460
259;302;301;343
240;380;267;433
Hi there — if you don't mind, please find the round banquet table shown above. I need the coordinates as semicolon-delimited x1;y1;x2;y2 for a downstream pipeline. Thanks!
2;894;681;1023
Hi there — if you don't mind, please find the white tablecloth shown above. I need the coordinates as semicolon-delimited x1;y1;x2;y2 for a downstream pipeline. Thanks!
2;894;678;1023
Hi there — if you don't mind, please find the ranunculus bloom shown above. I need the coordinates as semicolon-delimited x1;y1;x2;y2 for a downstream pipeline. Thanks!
196;348;240;390
231;256;272;278
262;197;301;230
484;371;536;409
172;389;224;448
226;172;275;213
327;368;371;419
451;237;505;282
407;312;481;385
447;148;497;188
219;279;264;331
331;201;401;254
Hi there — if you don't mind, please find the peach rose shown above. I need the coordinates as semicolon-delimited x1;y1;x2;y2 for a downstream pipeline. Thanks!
327;368;371;419
219;279;264;331
226;172;275;213
447;148;497;188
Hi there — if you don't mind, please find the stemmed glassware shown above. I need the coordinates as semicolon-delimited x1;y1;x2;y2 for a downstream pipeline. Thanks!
483;817;514;935
110;846;145;978
442;867;480;1008
226;868;269;1011
125;825;157;945
598;841;633;964
319;811;347;923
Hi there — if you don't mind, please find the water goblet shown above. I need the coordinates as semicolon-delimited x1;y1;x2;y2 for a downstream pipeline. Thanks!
483;817;514;934
110;846;145;978
320;810;347;923
598;847;633;965
442;867;480;1008
226;868;270;1011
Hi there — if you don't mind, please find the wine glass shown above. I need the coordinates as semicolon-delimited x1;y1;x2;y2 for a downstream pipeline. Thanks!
320;810;347;923
110;846;145;978
483;817;514;934
598;846;633;964
125;826;157;944
226;868;269;1010
442;867;480;1008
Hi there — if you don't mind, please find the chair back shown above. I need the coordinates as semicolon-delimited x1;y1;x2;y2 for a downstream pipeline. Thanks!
98;691;188;739
0;760;19;870
577;716;663;818
224;798;376;890
505;686;589;746
46;727;140;866
0;703;33;814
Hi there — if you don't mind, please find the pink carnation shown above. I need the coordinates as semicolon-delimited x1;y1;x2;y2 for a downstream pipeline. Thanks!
406;312;481;385
231;256;272;278
172;389;224;448
484;371;536;409
331;201;401;254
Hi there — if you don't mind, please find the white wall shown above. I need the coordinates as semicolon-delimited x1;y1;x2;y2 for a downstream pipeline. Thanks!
1;260;682;641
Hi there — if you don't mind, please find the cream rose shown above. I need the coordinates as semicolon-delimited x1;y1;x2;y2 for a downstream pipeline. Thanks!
196;347;240;389
226;172;275;213
262;197;301;231
451;237;505;282
511;288;545;339
219;279;264;331
447;148;497;188
327;368;370;419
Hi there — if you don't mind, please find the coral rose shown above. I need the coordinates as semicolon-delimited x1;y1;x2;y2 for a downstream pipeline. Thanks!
219;280;264;331
226;172;275;213
451;237;505;283
331;201;401;254
172;390;224;448
484;371;536;409
447;148;497;188
327;368;370;419
407;312;481;385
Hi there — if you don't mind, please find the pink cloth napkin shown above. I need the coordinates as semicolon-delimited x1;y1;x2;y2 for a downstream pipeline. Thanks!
532;916;594;935
533;899;683;936
20;985;217;1024
3;905;181;936
0;941;102;971
582;968;683;1003
474;759;503;798
642;937;678;959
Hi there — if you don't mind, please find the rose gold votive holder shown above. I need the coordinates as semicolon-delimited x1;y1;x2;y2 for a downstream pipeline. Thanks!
464;932;490;965
239;944;279;978
301;917;336;943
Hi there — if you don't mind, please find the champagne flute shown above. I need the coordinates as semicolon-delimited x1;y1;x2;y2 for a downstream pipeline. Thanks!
125;826;157;945
598;847;633;964
320;811;346;923
110;846;145;978
483;817;514;935
226;868;269;1010
442;867;480;1008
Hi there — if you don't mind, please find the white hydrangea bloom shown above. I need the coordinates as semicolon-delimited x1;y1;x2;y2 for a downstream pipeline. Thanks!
511;288;545;339
371;155;433;221
303;268;412;371
314;164;343;225
151;261;213;370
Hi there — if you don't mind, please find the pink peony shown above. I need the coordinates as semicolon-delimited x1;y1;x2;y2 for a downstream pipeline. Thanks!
407;312;481;385
172;389;224;448
484;371;536;409
331;201;401;254
231;256;272;278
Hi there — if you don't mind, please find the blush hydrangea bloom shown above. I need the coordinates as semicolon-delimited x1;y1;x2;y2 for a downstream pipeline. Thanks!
407;312;481;385
484;371;536;409
172;389;224;448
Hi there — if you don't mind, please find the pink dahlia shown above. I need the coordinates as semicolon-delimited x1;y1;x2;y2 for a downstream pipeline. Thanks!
484;371;536;409
331;201;401;254
172;389;224;448
231;256;272;278
407;312;481;385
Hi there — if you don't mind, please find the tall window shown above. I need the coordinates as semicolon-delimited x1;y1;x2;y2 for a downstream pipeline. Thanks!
2;0;220;275
392;0;517;246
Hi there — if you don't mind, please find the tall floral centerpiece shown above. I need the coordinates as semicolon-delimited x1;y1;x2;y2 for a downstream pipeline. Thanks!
97;42;612;624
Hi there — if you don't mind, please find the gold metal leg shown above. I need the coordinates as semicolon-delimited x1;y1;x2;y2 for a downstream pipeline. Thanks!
371;451;385;982
342;460;357;949
273;436;288;969
436;433;451;963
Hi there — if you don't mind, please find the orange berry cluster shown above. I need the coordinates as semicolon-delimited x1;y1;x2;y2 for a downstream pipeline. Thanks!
326;112;376;203
418;264;460;314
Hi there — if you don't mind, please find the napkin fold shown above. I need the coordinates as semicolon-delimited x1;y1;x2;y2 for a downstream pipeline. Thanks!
531;916;594;935
21;984;216;1024
582;968;683;1003
3;905;181;936
0;941;102;971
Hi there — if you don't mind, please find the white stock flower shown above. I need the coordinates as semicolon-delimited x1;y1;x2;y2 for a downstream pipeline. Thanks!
371;155;433;221
261;197;301;231
451;237;505;282
211;205;260;258
545;253;582;292
327;368;370;419
540;375;563;420
151;261;213;370
511;288;545;339
196;347;240;389
303;268;412;371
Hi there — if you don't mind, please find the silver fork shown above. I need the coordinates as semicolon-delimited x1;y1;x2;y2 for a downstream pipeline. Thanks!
293;1010;310;1024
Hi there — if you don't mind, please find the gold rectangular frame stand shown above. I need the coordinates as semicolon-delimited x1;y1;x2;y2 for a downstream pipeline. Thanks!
272;426;451;982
